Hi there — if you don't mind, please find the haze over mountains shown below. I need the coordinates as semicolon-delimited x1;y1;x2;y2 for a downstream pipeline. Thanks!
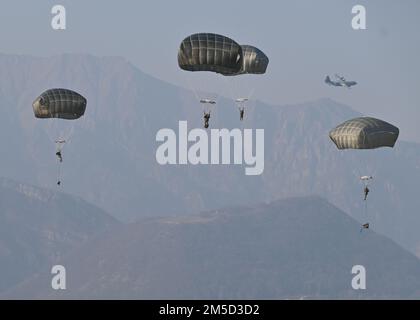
0;53;419;298
0;177;118;294
0;53;419;258
4;196;420;299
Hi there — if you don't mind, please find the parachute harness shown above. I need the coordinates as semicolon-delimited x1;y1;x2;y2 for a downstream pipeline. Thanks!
185;75;221;128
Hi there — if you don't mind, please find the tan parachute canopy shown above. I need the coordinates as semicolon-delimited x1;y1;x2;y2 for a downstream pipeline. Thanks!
329;117;399;150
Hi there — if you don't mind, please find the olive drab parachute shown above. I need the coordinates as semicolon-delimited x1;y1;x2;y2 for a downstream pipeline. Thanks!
233;45;269;75
228;45;269;121
178;33;243;75
32;88;87;120
329;117;399;150
178;33;269;125
329;116;399;231
33;88;87;186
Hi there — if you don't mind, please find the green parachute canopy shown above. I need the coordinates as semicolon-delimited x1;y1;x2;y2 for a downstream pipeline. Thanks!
32;88;87;120
235;45;269;75
329;117;399;150
178;33;243;75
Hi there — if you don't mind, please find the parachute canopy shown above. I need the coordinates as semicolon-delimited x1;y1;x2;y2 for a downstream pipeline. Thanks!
235;45;269;75
178;33;243;75
329;117;399;150
33;88;87;120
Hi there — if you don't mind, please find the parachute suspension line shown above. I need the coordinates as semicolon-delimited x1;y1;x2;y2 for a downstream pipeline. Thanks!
222;77;242;124
353;159;369;230
213;78;222;104
63;125;75;144
364;193;368;219
330;117;399;233
199;75;222;128
361;171;373;231
232;78;241;106
370;165;379;182
223;76;257;124
226;74;235;96
240;86;255;125
33;88;86;187
186;76;201;103
186;75;207;128
46;119;75;146
248;87;256;100
341;151;358;183
212;86;222;129
358;150;376;224
359;189;370;233
222;76;237;103
234;76;255;102
57;160;62;187
355;153;366;179
186;75;220;128
178;34;269;128
55;140;65;186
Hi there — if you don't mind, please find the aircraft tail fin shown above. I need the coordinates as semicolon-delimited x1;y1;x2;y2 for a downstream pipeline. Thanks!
325;75;332;84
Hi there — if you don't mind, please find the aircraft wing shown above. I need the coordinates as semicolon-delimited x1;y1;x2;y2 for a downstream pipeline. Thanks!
334;74;346;82
325;76;341;86
200;99;216;104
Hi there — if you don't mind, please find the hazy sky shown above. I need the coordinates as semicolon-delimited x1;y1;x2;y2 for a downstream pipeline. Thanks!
1;0;419;142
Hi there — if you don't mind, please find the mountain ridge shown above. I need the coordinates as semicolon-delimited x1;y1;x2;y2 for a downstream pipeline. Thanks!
4;195;419;299
0;176;119;294
0;53;419;257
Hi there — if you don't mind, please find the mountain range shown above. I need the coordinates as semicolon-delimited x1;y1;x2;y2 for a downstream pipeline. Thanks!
0;52;419;259
0;177;118;294
4;195;419;299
